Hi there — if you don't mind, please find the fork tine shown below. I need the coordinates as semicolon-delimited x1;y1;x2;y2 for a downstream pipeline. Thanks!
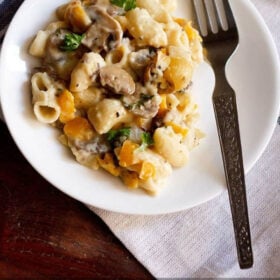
192;0;219;36
192;0;208;36
192;0;235;32
192;0;237;42
203;0;219;34
222;0;237;30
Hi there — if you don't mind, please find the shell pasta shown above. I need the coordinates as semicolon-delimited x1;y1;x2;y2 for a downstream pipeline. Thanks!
29;0;204;195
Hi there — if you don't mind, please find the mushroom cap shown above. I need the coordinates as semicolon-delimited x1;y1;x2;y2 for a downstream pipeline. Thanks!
82;6;123;52
121;83;161;119
99;65;135;95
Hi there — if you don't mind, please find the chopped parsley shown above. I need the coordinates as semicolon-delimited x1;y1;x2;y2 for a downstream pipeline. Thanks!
106;127;131;146
60;33;85;51
139;132;154;151
110;0;136;11
139;93;154;103
124;94;154;111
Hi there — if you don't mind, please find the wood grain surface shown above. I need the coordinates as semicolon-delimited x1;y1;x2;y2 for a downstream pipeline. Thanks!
0;121;152;279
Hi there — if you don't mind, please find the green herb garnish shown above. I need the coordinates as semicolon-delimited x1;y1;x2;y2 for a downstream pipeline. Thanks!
124;94;154;111
110;0;136;11
139;94;154;103
106;127;131;146
139;132;154;151
60;33;85;51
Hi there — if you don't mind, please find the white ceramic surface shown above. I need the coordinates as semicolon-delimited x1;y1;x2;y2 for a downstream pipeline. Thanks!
0;0;279;215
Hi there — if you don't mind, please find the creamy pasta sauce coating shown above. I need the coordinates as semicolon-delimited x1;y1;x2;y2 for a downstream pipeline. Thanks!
29;0;204;195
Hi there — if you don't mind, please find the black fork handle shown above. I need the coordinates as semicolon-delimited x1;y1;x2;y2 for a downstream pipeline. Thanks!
213;91;253;269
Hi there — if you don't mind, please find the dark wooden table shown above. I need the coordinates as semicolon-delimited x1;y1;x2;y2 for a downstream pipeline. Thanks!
0;121;152;279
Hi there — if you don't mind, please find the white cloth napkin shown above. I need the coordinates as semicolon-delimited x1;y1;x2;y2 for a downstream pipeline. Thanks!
89;1;280;278
0;0;279;278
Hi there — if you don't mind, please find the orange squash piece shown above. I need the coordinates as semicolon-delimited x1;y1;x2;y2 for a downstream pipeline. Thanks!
119;140;139;167
57;89;75;123
64;0;91;33
184;22;202;42
158;94;168;116
121;170;139;189
174;17;187;27
98;153;121;177
139;161;155;181
166;122;189;138
63;117;94;141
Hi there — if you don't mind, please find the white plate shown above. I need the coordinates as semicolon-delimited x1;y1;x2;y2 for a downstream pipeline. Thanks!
0;0;279;215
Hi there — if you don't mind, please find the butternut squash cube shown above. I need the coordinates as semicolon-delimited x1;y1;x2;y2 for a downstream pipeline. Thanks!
63;117;94;141
119;140;139;167
57;89;76;123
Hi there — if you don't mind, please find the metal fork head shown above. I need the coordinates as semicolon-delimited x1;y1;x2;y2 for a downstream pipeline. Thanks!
192;0;238;64
192;0;238;43
192;0;239;89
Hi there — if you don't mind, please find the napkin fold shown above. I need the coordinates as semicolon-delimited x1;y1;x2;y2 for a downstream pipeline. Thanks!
1;0;280;278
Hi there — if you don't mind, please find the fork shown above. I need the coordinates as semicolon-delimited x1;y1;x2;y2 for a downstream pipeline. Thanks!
192;0;253;269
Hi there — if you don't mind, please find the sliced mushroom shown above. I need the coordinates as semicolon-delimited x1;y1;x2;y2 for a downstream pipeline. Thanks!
99;65;135;95
68;136;111;170
83;0;124;16
73;136;111;154
82;6;123;52
121;83;161;119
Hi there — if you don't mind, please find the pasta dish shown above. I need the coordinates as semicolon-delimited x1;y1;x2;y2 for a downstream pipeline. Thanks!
29;0;204;195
